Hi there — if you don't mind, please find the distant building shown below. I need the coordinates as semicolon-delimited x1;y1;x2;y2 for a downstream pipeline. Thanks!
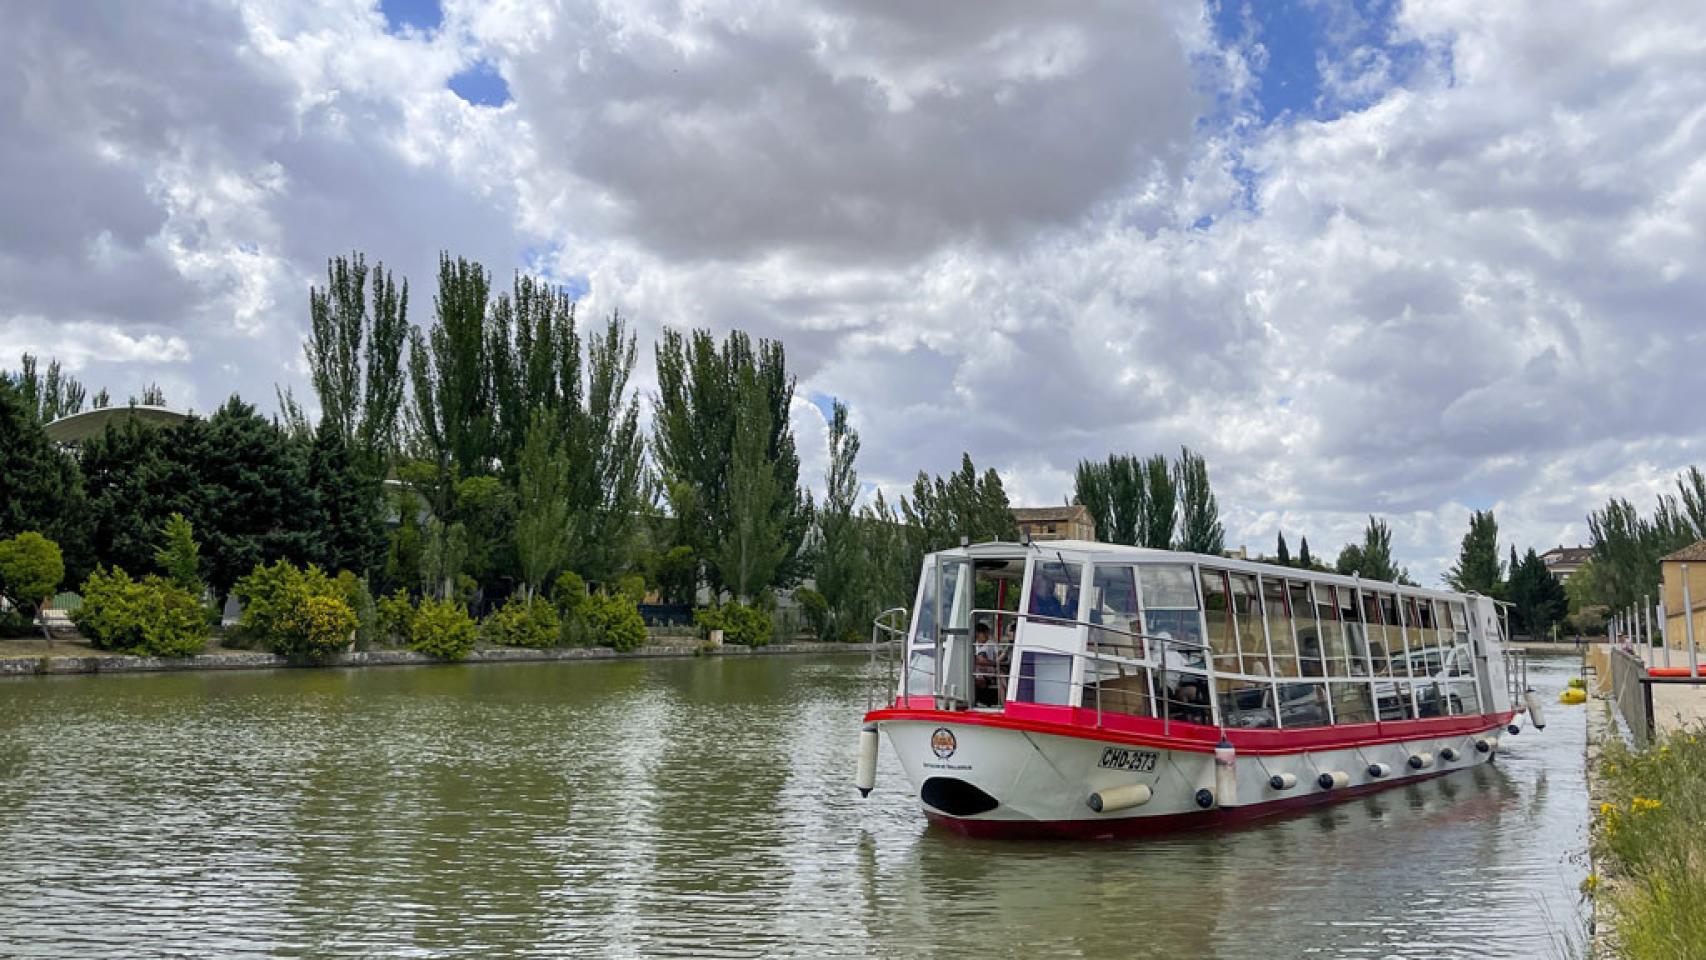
1012;505;1095;543
1660;540;1706;654
1539;545;1591;582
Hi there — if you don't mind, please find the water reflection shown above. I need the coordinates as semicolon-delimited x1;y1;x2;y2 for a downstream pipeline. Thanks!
0;654;1584;958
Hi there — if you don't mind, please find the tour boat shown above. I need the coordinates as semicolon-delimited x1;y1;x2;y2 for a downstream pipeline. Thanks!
855;540;1544;838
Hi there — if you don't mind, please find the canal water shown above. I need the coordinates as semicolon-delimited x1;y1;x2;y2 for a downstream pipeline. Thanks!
0;652;1587;958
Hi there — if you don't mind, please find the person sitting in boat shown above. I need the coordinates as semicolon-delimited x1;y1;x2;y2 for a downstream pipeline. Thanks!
973;622;1002;706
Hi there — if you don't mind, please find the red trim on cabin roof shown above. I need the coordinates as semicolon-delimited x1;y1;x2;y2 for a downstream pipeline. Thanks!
866;701;1515;756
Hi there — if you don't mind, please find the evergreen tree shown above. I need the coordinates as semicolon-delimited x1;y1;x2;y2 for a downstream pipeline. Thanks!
1445;509;1503;594
0;377;90;581
1172;446;1223;554
1276;531;1291;566
1298;535;1314;570
1358;515;1400;583
1508;548;1567;639
155;513;202;593
306;417;387;576
79;417;190;579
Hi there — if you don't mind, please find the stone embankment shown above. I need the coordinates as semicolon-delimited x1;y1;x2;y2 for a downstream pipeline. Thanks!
0;640;880;677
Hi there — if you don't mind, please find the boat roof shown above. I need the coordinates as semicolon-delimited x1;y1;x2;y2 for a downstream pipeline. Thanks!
933;539;1479;604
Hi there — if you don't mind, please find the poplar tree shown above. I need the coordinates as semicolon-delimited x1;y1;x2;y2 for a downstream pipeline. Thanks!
1276;531;1291;566
407;254;494;507
304;252;409;470
1073;454;1143;545
512;412;573;601
1141;454;1177;549
814;400;865;640
1172;446;1223;554
718;366;788;601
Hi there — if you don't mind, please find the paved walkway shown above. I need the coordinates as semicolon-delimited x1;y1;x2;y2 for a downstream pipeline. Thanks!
1650;680;1706;735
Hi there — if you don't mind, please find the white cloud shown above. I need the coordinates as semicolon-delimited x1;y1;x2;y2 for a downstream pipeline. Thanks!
4;0;1704;586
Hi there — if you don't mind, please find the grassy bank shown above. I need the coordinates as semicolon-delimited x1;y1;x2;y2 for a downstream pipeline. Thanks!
1591;725;1706;959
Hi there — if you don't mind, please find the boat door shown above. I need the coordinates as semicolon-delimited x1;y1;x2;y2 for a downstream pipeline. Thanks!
932;554;976;709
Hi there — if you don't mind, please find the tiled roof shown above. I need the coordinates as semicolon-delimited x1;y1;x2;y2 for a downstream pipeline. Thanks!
1540;546;1592;564
1661;540;1706;563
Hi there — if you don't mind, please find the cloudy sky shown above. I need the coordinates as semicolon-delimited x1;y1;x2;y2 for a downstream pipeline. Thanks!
3;0;1703;584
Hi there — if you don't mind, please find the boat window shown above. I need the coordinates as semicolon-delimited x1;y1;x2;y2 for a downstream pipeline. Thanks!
1015;651;1073;706
1451;602;1471;648
1330;680;1376;724
1364;591;1395;677
1339;587;1370;675
912;563;938;646
1277;681;1332;728
1378;680;1416;721
1230;573;1268;675
906;649;936;696
1138;565;1206;672
1292;580;1332;677
1201;569;1238;675
1447;647;1482;715
1089;565;1141;656
1217;677;1277;728
1263;577;1299;677
1085;566;1151;719
1433;599;1453;654
1028;560;1083;623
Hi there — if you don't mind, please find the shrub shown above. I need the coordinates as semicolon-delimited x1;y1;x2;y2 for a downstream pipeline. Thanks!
553;570;588;619
695;601;773;648
0;531;64;627
615;573;648;604
411;597;478;660
1592;727;1706;957
484;595;560;649
794;587;829;639
334;572;378;650
233;560;354;658
584;591;647;652
72;566;207;657
375;589;416;645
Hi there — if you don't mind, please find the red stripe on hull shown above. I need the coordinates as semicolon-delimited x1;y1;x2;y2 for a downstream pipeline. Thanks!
924;767;1463;840
866;704;1516;756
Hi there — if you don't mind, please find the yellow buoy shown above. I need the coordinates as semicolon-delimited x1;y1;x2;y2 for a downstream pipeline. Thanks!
1559;687;1587;705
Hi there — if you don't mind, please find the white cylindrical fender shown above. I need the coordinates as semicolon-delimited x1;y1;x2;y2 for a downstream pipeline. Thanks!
1214;737;1238;808
1408;752;1434;770
855;724;879;797
1317;770;1350;790
1268;772;1298;791
1524;691;1548;730
1367;762;1392;778
1440;747;1459;762
1088;783;1153;813
1475;736;1498;754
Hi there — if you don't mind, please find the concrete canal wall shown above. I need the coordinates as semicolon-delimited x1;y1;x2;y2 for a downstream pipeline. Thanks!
0;640;880;678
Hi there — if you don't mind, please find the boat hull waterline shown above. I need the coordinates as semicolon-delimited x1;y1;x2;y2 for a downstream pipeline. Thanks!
868;709;1518;839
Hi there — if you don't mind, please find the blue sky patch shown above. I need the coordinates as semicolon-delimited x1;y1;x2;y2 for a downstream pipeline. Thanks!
379;0;442;35
449;60;511;107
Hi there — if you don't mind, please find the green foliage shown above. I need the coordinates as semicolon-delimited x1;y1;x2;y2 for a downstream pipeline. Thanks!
795;586;831;640
1172;446;1223;555
1073;452;1181;549
614;573;647;604
72;566;207;657
419;516;468;601
407;254;495;500
654;327;806;598
1507;547;1568;638
0;376;89;582
304;251;409;467
234;560;354;658
643;544;697;606
1446;509;1503;594
1592;727;1706;959
155;513;202;592
1586;476;1703;609
7;353;87;422
903;453;1017;554
1298;536;1314;569
1275;531;1291;567
1336;516;1411;584
483;594;560;648
553;570;588;619
0;531;64;623
410;596;478;660
513;411;574;598
583;591;646;651
306;418;387;576
334;571;379;650
695;601;773;648
375;588;416;645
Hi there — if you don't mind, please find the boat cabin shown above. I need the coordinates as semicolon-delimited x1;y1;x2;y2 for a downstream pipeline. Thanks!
900;540;1511;730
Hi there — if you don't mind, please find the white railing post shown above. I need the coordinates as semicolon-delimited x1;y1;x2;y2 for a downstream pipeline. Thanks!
1650;595;1666;669
1685;564;1699;679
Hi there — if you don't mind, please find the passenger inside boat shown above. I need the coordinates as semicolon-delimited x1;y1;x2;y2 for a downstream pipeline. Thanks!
973;622;1003;706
